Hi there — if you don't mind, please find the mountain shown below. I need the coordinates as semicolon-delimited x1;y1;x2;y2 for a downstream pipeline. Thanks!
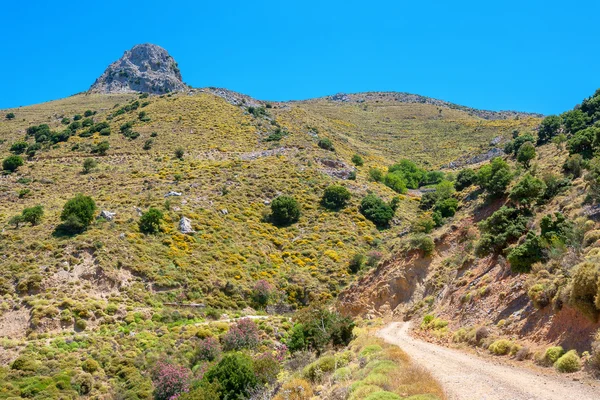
89;43;187;94
10;43;599;399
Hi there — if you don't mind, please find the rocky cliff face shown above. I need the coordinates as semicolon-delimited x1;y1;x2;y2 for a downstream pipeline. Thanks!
89;43;187;94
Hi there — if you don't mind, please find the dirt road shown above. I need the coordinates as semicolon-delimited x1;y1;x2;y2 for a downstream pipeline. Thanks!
378;322;599;400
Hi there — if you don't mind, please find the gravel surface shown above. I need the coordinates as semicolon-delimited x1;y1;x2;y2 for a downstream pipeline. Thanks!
378;322;600;400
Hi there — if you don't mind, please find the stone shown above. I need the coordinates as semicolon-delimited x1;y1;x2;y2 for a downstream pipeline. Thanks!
89;43;187;94
99;210;116;221
178;217;195;234
164;191;182;197
221;209;228;215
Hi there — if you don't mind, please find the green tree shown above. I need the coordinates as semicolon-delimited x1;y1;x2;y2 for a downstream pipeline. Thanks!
8;214;24;228
22;205;44;226
383;171;408;193
567;127;596;158
507;232;544;273
517;142;536;168
351;154;364;166
509;173;546;207
3;155;24;172
476;157;512;197
204;353;257;400
6;112;15;120
270;196;300;225
537;115;562;144
475;206;530;256
359;194;395;228
82;158;97;174
563;154;583;178
10;141;28;155
321;185;351;210
454;168;476;191
139;208;163;234
60;194;97;233
95;141;110;156
368;167;384;182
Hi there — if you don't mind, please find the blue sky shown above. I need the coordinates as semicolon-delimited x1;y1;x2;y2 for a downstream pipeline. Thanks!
1;0;599;114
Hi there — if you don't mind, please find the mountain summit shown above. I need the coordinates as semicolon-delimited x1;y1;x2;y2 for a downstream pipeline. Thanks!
89;43;186;94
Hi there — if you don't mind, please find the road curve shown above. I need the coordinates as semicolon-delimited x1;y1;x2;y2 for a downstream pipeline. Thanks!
378;322;600;400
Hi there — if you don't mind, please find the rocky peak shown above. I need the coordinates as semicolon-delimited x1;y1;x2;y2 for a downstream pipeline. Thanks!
89;43;187;94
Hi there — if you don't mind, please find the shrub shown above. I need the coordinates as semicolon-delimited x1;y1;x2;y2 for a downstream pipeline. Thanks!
6;112;15;120
22;205;44;226
476;157;512;197
204;353;257;400
412;214;435;233
10;141;28;154
384;171;408;193
73;372;93;395
139;208;163;234
84;110;94;117
363;392;402;400
94;141;109;155
288;308;354;354
359;194;395;228
143;139;153;150
568;262;600;321
252;280;274;306
489;340;511;356
455;168;476;191
82;158;97;174
192;337;221;364
388;159;425;189
321;185;351;210
352;154;364;166
222;318;260;351
563;154;583;177
81;359;100;373
554;350;581;373
253;352;281;385
3;155;24;172
509;173;545;207
60;194;97;233
151;361;191;400
273;378;313;400
408;234;435;256
516;141;536;168
348;253;367;273
543;346;564;365
475;207;529;256
318;138;334;151
435;197;458;218
507;232;544;273
537;115;562;144
26;143;42;157
369;167;384;182
270;195;301;225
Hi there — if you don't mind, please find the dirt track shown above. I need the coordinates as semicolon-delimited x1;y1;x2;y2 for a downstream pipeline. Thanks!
378;322;600;400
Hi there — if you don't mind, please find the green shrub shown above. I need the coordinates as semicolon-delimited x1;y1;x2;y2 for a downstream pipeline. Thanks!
563;154;583;177
476;157;512;197
10;141;28;154
364;392;401;400
568;262;600;321
408;234;435;256
348;253;367;273
509;173;545;207
360;194;395;228
384;171;408;193
321;185;351;210
537;115;562;144
455;168;476;191
318;138;334;151
204;353;257;400
270;195;300;225
303;355;336;381
3;155;24;172
475;207;529;256
360;344;383;358
6;112;15;120
554;350;581;373
489;340;511;355
94;141;110;155
84;110;94;117
352;154;364;166
22;205;44;226
388;159;425;189
82;158;97;174
175;147;185;159
507;232;544;273
60;194;97;233
139;208;164;234
543;346;564;365
516;141;536;168
82;359;100;373
369;167;384;182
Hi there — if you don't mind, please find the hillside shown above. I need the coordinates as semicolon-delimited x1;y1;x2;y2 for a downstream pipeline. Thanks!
0;44;547;399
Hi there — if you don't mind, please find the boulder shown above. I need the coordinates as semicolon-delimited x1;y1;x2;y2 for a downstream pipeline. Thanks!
99;210;116;221
165;191;182;197
178;217;195;234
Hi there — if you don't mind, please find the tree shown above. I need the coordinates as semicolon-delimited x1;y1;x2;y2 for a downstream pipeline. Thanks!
22;205;44;226
175;147;185;160
82;158;97;174
270;196;300;225
321;185;351;210
537;115;562;144
95;141;109;156
139;208;163;234
351;154;364;166
476;157;512;197
318;138;334;151
552;133;567;150
9;214;24;228
455;168;476;191
567;127;596;158
388;159;425;189
359;194;395;228
507;232;544;273
204;353;257;400
517;142;536;168
10;141;28;155
563;154;583;178
5;112;15;120
384;171;408;193
60;194;97;233
475;206;530;256
3;155;24;172
509;173;546;207
368;168;384;182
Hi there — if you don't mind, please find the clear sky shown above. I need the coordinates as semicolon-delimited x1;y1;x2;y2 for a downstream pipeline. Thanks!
1;0;599;114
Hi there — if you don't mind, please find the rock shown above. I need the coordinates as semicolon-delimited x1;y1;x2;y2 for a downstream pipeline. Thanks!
164;191;182;197
119;233;126;239
263;200;271;205
133;207;143;216
89;43;187;94
221;209;228;215
178;217;195;234
99;210;116;221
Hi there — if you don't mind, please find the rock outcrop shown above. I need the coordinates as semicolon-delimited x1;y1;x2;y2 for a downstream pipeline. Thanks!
89;43;186;94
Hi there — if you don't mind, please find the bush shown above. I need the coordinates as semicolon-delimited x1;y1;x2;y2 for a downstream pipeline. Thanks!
287;308;354;354
252;280;274;306
348;253;367;273
543;346;564;365
321;185;351;210
6;112;15;120
26;143;42;157
563;154;583;177
408;234;435;256
554;350;581;373
204;353;257;400
82;158;97;174
509;174;545;207
151;361;191;400
175;147;185;159
81;359;100;373
352;154;364;166
364;392;402;400
568;262;600;321
222;318;260;351
3;155;24;172
270;195;301;225
253;352;280;385
489;340;511;355
143;139;153;150
475;206;529;256
537;115;562;144
384;171;408;193
139;208;163;234
507;232;544;273
476;157;512;197
192;337;221;364
435;197;458;218
455;168;476;191
412;214;435;234
359;194;395;228
274;378;313;400
60;194;97;233
22;205;44;226
84;110;94;117
516;141;536;168
10;141;28;155
318;138;334;151
388;159;425;189
94;141;109;155
369;168;384;182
